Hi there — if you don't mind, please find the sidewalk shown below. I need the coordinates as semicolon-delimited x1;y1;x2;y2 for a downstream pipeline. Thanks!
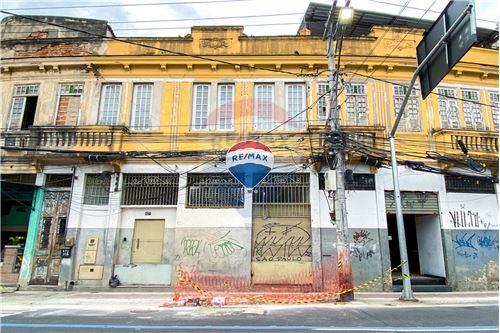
1;290;498;311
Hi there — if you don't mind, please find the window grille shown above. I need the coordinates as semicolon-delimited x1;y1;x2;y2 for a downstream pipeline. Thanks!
186;173;243;208
192;84;210;130
346;173;375;190
461;90;483;130
393;84;421;132
254;84;274;130
285;83;306;130
437;88;460;129
56;217;67;246
45;174;73;188
83;174;111;205
345;83;368;125
253;173;310;217
317;83;329;120
99;84;122;125
122;174;179;206
9;84;39;130
445;175;495;194
131;84;153;130
39;217;52;249
318;173;375;190
490;92;499;130
217;84;234;130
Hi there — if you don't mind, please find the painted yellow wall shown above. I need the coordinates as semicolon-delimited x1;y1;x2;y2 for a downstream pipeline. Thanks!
1;26;498;167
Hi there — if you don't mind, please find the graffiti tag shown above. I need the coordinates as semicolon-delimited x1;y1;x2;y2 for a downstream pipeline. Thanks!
476;235;499;250
350;229;377;262
181;238;202;257
253;222;312;262
180;231;245;259
452;232;478;259
207;231;245;259
449;204;495;229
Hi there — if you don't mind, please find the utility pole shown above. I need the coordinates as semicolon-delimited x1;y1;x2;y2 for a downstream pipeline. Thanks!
325;1;353;301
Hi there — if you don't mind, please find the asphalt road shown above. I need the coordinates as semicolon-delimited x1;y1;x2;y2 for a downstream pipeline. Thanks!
1;303;498;332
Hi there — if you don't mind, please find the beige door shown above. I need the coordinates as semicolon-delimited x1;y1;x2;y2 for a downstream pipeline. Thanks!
132;219;164;264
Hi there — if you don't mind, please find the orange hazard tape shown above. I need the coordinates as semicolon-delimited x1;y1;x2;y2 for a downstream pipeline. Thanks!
175;261;407;305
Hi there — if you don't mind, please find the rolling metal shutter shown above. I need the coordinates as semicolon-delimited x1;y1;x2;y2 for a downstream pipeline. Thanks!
385;191;439;214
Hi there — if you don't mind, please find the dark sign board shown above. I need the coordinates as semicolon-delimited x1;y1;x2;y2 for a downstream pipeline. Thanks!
61;246;72;258
417;0;477;99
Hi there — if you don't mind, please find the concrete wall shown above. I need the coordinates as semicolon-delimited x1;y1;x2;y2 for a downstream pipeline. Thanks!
318;165;389;291
41;162;498;292
443;193;499;290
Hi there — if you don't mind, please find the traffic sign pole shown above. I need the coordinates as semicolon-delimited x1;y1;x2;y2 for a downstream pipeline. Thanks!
389;3;473;301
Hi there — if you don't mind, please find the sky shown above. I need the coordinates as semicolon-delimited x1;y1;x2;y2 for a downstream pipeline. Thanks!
0;0;498;37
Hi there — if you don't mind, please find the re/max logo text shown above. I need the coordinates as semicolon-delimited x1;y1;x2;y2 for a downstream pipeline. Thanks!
231;153;270;162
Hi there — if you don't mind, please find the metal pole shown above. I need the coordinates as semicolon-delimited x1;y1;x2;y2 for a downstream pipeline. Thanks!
389;4;472;301
326;2;353;301
389;137;414;300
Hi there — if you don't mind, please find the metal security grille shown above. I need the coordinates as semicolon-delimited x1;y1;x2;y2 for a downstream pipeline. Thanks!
253;173;310;217
346;173;375;191
83;174;111;205
385;191;439;214
186;173;243;208
122;174;179;206
394;84;421;132
45;174;73;188
445;175;495;194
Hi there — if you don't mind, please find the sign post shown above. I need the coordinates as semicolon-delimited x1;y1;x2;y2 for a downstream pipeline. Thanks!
389;0;477;301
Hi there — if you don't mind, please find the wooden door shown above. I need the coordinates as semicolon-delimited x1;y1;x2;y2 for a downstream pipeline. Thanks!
30;191;69;285
132;219;164;264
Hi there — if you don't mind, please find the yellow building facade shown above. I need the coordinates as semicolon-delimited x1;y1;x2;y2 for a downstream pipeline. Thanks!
0;11;498;292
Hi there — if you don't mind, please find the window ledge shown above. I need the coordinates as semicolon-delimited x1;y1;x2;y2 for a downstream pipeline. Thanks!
120;205;178;208
186;131;238;136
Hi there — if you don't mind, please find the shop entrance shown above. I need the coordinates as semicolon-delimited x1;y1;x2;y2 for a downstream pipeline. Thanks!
387;212;447;278
385;191;446;282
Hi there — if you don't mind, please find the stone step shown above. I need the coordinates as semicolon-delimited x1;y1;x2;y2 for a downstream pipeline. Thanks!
393;284;453;292
393;276;446;286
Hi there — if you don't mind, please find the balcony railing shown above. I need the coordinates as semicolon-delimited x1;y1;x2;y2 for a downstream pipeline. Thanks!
1;125;128;151
432;129;499;156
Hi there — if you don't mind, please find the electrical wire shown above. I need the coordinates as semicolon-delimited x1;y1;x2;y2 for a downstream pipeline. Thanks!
3;22;304;33
1;0;254;11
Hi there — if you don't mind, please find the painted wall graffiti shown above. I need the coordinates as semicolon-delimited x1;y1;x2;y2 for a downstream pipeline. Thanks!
180;231;246;260
252;222;312;262
350;229;377;262
448;203;495;229
452;231;499;260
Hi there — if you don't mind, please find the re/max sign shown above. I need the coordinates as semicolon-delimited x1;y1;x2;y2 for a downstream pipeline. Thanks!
231;152;270;162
